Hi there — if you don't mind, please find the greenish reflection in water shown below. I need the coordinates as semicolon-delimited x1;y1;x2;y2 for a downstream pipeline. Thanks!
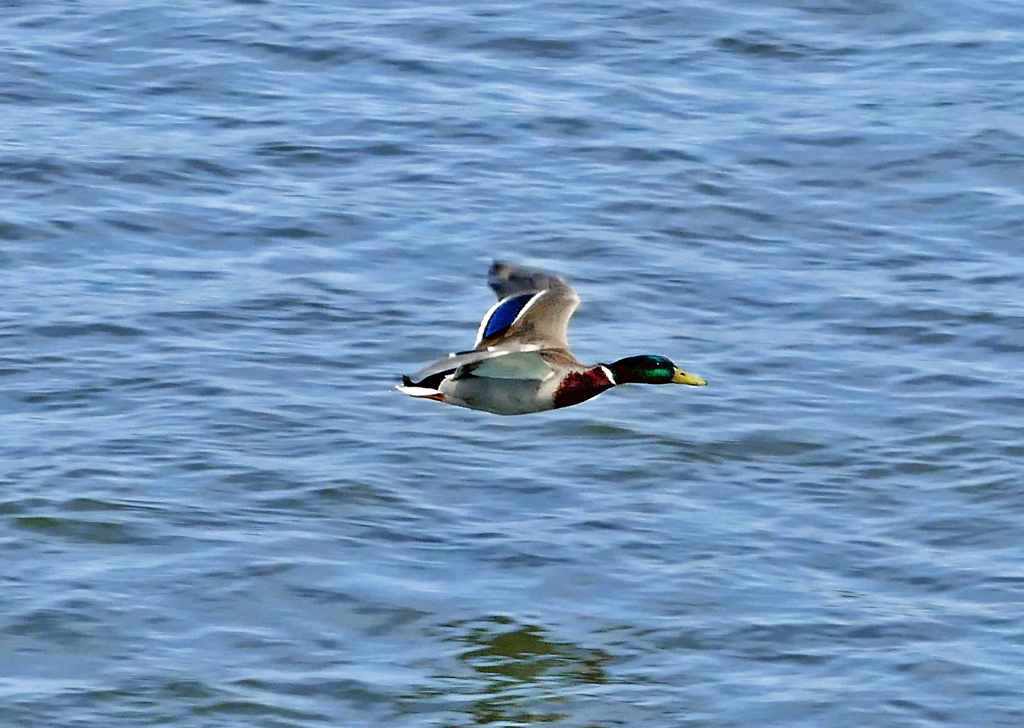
418;616;613;726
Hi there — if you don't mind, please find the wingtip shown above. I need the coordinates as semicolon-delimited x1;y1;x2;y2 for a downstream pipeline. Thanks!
487;262;512;289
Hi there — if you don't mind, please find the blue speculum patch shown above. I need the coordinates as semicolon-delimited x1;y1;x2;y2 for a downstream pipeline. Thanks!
483;293;535;339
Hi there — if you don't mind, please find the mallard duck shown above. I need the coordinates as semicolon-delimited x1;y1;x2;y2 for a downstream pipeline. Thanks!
397;262;707;415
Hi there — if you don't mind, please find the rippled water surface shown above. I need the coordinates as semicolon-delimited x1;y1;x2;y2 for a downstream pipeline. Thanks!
4;1;1024;726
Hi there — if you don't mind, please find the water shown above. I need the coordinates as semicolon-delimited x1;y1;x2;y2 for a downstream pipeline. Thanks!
3;1;1024;725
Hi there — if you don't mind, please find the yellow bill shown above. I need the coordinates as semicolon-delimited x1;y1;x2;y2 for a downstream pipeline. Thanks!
672;368;707;386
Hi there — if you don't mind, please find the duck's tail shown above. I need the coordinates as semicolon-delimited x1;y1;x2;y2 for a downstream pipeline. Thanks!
396;378;445;402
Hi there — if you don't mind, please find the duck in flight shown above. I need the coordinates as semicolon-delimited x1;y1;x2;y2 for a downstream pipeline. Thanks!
397;262;706;415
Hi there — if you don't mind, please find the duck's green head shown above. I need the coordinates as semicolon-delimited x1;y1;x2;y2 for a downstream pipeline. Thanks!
607;355;707;386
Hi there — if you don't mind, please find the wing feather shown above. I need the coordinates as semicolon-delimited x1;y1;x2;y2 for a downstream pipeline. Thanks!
475;262;580;349
404;345;542;385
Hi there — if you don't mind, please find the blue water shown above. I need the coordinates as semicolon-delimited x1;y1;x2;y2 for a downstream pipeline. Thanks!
3;1;1024;726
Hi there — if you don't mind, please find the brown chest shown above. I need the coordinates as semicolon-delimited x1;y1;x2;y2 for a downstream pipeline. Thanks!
552;367;615;409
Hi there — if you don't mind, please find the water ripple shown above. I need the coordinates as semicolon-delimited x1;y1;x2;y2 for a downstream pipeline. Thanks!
3;0;1024;726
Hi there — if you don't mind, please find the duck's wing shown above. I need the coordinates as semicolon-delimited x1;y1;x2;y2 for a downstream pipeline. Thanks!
402;344;544;387
473;262;581;350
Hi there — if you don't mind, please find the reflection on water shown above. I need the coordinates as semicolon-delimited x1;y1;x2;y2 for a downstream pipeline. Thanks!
415;616;612;726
